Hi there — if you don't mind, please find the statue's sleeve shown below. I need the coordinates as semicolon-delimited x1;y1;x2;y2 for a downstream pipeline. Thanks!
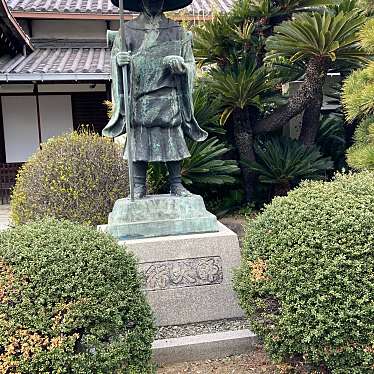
179;30;208;142
181;31;196;95
102;31;127;138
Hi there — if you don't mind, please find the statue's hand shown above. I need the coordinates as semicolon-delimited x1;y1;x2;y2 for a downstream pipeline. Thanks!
163;55;187;75
116;52;131;67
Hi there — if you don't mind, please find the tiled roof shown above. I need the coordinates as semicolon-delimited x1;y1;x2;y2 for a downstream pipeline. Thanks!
6;0;233;16
0;41;110;81
0;0;32;54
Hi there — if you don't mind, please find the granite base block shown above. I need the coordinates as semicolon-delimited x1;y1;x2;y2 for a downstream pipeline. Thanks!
120;222;244;326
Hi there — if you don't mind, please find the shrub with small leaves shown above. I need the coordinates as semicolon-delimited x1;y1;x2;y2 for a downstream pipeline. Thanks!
235;172;374;373
347;117;374;170
0;219;155;373
11;129;128;226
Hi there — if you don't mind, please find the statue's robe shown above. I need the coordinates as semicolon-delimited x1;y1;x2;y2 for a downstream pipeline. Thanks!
103;13;207;162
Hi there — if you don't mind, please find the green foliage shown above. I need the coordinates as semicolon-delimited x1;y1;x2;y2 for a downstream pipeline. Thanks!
244;136;333;195
316;113;347;167
266;10;368;65
347;117;374;170
10;130;128;226
147;137;240;193
347;142;374;170
192;83;225;135
0;219;155;373
205;189;245;217
330;0;359;13
235;171;374;372
359;18;374;53
182;137;240;185
357;0;374;15
193;12;257;67
352;116;374;145
342;62;374;122
209;60;278;124
342;15;374;171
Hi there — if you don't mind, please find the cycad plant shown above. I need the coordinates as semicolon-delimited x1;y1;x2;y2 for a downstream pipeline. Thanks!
209;60;277;126
147;137;240;193
192;83;225;135
266;11;367;65
316;113;347;168
260;8;368;144
182;137;240;186
207;58;280;198
244;136;333;196
193;0;368;201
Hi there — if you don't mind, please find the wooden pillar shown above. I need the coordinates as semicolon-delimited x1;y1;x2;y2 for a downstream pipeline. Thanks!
0;96;6;163
105;82;111;100
33;83;42;148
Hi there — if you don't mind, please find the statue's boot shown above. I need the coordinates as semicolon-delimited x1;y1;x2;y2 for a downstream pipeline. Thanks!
167;161;191;197
133;161;147;199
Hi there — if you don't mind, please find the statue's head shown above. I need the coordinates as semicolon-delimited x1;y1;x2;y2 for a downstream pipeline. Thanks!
142;0;164;15
110;0;192;13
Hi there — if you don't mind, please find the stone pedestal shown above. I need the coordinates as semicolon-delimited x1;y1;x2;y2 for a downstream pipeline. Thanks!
121;222;244;326
99;194;218;240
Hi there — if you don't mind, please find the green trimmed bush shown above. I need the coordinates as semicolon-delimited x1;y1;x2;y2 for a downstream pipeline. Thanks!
11;130;128;226
235;172;374;373
0;219;155;373
347;117;374;170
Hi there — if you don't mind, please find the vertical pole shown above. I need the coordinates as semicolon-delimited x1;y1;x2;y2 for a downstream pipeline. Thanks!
119;0;134;201
34;83;42;149
0;96;6;163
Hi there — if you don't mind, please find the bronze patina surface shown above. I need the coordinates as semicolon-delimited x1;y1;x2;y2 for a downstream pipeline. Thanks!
103;0;207;198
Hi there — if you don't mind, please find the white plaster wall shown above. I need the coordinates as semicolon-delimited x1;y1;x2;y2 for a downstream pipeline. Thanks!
32;20;107;39
2;96;39;163
1;95;74;162
39;95;73;141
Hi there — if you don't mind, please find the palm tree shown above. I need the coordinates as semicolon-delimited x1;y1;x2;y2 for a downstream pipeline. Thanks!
208;60;279;198
255;9;368;144
193;0;369;201
244;136;333;196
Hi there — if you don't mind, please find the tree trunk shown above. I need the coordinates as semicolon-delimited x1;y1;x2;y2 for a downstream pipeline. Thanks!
233;109;256;202
272;180;291;198
299;89;323;145
253;57;328;135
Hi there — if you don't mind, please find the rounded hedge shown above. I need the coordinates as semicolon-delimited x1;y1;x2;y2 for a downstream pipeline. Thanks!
11;130;129;226
0;219;155;373
347;117;374;170
235;172;374;373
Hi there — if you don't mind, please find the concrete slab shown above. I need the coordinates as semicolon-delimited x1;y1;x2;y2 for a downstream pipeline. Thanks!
153;329;257;365
121;222;244;326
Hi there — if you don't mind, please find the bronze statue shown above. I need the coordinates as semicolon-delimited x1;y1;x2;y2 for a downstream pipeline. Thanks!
103;0;207;198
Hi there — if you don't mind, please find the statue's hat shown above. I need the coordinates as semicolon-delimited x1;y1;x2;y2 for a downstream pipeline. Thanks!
111;0;192;12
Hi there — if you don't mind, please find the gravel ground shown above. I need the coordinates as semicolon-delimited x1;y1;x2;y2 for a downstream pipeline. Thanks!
156;318;251;340
157;345;278;373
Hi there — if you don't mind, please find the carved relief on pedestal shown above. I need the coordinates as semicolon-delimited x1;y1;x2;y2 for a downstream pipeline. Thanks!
140;256;223;290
